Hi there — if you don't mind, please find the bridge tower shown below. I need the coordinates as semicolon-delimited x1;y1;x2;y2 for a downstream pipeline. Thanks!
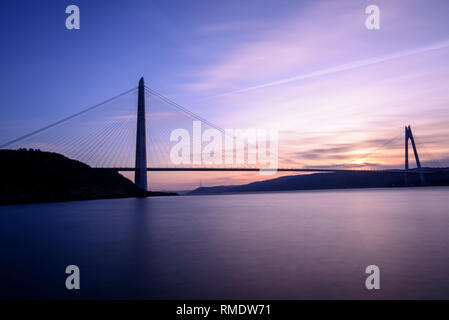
134;77;148;190
404;125;425;186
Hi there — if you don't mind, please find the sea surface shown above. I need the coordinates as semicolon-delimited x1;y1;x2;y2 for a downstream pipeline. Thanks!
1;187;449;299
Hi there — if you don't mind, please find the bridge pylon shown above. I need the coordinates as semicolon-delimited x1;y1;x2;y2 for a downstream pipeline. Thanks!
134;77;148;191
404;125;425;186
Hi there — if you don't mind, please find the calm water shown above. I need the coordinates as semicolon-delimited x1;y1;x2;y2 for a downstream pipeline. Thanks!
1;187;449;299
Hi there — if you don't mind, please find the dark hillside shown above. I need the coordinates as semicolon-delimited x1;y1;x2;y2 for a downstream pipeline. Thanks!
189;169;449;195
0;149;176;204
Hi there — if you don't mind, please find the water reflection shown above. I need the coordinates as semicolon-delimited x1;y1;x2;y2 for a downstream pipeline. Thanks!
1;187;449;299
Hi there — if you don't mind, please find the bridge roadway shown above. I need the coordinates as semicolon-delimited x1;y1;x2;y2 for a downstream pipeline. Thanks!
96;167;435;174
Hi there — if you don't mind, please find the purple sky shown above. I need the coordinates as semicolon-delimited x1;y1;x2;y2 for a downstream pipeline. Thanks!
1;0;449;190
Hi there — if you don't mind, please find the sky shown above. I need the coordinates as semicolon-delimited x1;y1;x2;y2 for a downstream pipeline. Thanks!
1;0;449;190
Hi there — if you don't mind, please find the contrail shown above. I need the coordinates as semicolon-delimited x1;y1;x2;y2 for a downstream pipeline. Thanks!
199;39;449;101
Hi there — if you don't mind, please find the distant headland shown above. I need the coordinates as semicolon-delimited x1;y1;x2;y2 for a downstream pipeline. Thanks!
0;149;176;205
189;168;449;195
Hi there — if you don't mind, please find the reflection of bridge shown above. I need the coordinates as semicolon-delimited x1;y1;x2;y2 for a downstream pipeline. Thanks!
1;78;430;190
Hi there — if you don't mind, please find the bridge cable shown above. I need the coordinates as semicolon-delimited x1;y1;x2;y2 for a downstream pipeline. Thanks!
0;87;138;149
144;86;226;134
355;130;403;167
145;86;263;169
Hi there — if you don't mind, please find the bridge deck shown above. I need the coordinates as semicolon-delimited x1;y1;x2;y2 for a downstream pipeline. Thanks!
95;167;428;174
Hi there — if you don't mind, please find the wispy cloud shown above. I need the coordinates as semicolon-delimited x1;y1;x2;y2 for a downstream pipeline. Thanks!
200;39;449;100
195;21;256;35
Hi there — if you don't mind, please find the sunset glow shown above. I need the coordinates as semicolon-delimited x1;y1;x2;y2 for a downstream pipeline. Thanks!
1;0;449;190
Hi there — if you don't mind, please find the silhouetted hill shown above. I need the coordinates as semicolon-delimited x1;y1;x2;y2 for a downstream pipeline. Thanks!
0;149;176;205
189;169;449;195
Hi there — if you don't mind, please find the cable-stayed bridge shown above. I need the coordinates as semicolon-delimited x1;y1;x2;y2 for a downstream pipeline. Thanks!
0;77;438;190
